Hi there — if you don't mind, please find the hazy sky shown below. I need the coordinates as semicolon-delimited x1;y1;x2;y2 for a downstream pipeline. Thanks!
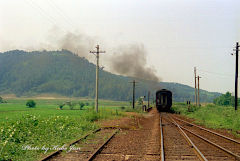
0;0;240;94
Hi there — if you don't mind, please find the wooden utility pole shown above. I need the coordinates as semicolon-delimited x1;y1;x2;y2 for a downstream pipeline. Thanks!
194;67;197;106
147;91;150;109
90;45;105;112
152;94;154;105
132;80;136;109
197;76;201;106
129;80;138;109
235;42;239;110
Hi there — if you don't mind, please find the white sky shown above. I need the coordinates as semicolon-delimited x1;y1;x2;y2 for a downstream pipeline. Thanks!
0;0;240;94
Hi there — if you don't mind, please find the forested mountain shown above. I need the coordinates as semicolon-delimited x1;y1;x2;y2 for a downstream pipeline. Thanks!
0;50;221;102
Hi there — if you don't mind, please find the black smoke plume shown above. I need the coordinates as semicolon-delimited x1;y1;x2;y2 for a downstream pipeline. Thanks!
109;44;160;82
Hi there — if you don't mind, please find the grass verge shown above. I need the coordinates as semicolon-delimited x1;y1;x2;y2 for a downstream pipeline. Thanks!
171;103;240;137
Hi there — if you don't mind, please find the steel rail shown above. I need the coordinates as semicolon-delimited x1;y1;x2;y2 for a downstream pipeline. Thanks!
180;125;240;161
40;128;101;161
172;116;240;144
167;116;208;161
160;114;165;161
86;129;119;161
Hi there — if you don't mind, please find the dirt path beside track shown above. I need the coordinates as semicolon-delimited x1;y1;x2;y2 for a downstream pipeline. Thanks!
93;108;160;161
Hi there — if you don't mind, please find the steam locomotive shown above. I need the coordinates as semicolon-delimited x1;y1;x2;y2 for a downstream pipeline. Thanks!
156;89;172;111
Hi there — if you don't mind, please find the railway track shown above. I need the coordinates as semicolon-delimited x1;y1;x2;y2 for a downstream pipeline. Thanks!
40;111;240;161
160;113;206;161
171;115;240;161
40;128;119;161
160;113;240;161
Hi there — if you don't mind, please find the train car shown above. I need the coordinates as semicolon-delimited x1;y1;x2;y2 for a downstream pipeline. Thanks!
156;89;172;111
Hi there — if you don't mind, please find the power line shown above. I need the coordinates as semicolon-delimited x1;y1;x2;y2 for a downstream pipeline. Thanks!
50;0;75;25
25;0;68;33
46;0;76;29
198;69;234;77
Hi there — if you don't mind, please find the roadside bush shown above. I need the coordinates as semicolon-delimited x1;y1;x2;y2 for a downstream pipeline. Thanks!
79;102;85;110
187;105;199;112
0;96;7;103
58;103;65;110
129;101;132;106
85;111;99;122
65;101;76;110
26;100;36;108
137;98;143;105
213;92;235;106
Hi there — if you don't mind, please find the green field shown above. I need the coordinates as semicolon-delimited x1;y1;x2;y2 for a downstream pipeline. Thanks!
171;103;240;137
0;97;133;161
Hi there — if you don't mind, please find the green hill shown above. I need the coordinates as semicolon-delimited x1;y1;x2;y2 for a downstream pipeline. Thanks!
160;82;221;102
0;50;221;102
